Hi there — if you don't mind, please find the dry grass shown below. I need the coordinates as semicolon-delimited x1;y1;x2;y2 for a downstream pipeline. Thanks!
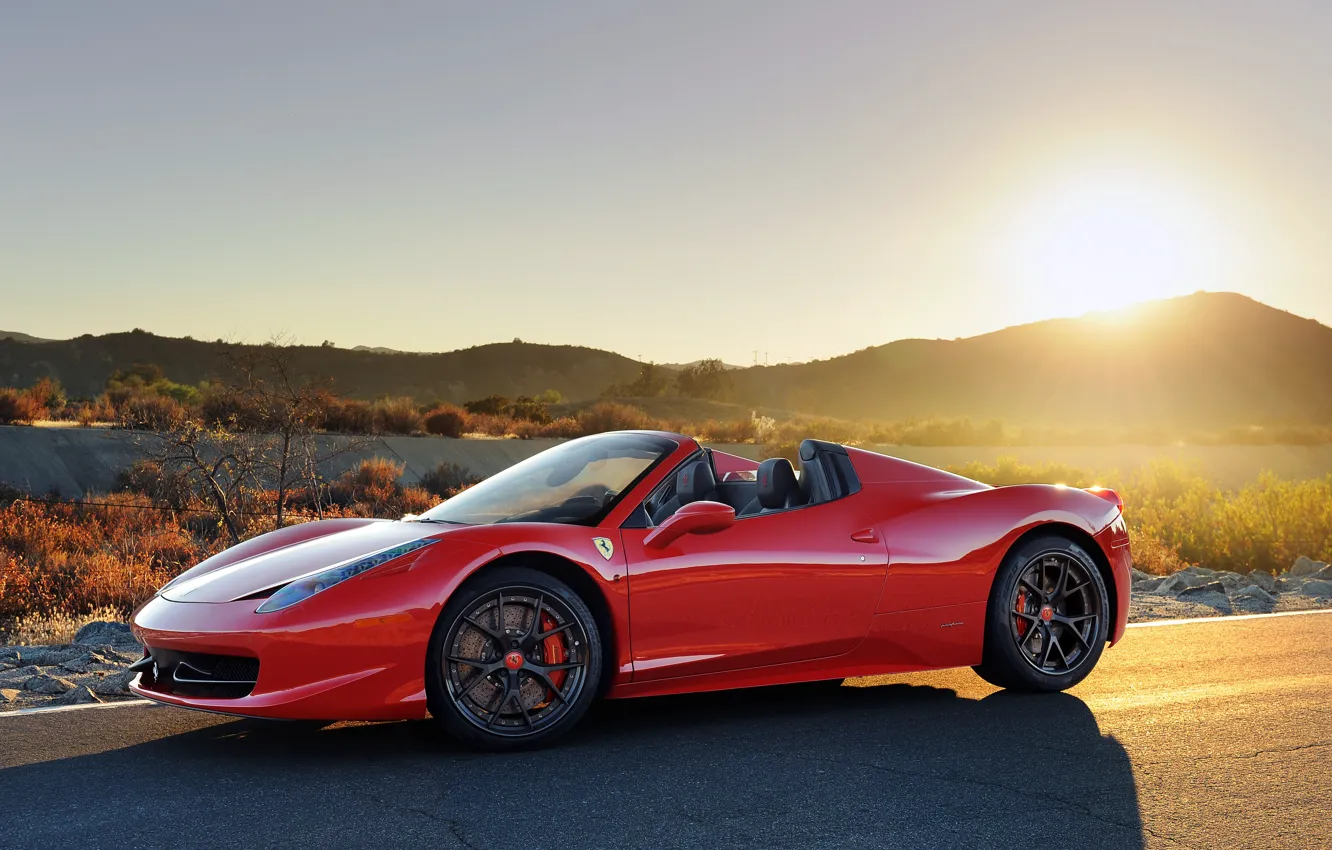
949;457;1332;575
7;606;125;645
0;457;455;637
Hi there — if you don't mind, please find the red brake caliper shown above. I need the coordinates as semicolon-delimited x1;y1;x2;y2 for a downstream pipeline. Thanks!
540;612;568;696
1015;590;1028;637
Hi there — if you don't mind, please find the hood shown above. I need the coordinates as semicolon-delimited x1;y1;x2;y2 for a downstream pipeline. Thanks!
162;520;441;603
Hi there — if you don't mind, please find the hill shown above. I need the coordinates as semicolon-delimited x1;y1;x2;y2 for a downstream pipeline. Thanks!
1;293;1330;427
0;332;641;403
726;292;1332;427
0;331;56;344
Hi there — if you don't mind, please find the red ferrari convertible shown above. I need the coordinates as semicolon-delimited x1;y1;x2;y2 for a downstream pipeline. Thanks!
131;431;1131;749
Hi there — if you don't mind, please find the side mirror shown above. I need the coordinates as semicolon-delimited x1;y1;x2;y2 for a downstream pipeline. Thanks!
644;501;735;550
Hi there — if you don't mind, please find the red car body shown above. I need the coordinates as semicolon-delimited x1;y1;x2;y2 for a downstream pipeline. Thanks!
130;431;1130;720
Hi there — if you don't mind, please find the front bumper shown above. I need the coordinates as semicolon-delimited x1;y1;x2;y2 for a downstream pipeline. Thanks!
129;594;436;721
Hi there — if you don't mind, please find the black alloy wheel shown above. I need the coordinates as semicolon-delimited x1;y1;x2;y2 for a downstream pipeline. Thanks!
427;566;602;750
974;535;1109;692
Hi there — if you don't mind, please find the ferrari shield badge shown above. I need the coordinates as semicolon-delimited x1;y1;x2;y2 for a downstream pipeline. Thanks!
593;537;615;561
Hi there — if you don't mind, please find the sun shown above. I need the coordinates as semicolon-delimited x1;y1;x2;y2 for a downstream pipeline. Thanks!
995;165;1234;316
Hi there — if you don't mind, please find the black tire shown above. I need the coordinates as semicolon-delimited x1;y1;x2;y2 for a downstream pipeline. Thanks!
973;534;1109;692
426;566;602;751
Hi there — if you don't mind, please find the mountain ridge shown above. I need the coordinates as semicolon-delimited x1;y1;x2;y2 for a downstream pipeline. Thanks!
2;292;1329;427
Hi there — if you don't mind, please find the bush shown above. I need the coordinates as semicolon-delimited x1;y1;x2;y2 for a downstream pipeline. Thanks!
464;395;510;416
373;397;422;435
329;457;405;512
423;404;469;438
0;389;27;424
319;397;375;434
419;462;480;498
576;402;661;435
508;396;552;424
118;393;187;430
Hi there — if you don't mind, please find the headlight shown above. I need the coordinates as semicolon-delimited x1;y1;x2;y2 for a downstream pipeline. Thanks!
255;539;436;613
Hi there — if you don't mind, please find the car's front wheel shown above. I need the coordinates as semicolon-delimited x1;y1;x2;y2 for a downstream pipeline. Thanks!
426;566;602;750
973;535;1109;692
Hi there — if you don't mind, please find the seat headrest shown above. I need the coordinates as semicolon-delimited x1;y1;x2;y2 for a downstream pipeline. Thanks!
677;460;717;503
757;458;798;509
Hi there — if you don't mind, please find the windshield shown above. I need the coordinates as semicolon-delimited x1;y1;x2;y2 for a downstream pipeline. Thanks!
419;433;677;526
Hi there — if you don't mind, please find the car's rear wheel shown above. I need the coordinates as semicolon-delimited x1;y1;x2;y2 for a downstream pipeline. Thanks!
973;535;1109;692
426;566;601;750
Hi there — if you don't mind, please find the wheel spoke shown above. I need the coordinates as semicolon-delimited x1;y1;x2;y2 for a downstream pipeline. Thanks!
1059;580;1091;602
1057;617;1095;650
1052;636;1070;670
535;621;575;642
1054;559;1069;600
457;662;505;701
447;654;487;667
522;593;545;642
1037;628;1055;669
462;614;502;643
1018;577;1045;601
486;679;513;729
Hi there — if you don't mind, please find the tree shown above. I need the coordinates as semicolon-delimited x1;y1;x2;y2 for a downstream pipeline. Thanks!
223;344;368;528
676;359;731;400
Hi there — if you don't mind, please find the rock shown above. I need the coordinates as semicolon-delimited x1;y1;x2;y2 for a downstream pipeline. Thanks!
73;621;139;649
22;674;74;695
1185;566;1219;577
1231;588;1276;614
15;645;97;667
1308;565;1332;582
1215;572;1246;591
1130;567;1157;583
1133;578;1164;594
0;688;21;704
1178;581;1228;599
1246;571;1276;593
49;684;101;706
92;669;136;696
59;651;114;674
1301;579;1332;598
1157;573;1207;594
1291;556;1327;577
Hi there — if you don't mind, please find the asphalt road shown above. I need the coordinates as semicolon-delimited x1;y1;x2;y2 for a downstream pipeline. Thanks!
2;613;1329;850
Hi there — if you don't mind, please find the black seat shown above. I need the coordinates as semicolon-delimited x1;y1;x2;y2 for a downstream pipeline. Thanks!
739;458;807;516
651;460;719;524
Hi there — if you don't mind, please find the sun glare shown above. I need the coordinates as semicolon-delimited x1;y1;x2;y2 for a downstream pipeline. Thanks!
996;166;1235;317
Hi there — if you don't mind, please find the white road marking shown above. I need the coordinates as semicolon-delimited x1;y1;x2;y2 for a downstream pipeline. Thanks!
0;699;153;718
1127;607;1332;628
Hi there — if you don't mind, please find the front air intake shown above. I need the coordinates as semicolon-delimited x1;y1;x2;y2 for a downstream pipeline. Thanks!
140;647;260;699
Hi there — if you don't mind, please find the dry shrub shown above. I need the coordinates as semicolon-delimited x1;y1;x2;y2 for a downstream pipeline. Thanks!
576;402;661;435
0;388;44;424
119;393;187;430
320;397;375;434
373;397;422;435
419;462;480;498
423;405;469;438
1129;533;1188;576
73;395;117;425
465;413;517;437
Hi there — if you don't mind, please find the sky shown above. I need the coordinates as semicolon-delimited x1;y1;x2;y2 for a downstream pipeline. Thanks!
3;1;1330;364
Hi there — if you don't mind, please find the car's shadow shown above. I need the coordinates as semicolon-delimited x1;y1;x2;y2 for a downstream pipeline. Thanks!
3;681;1144;849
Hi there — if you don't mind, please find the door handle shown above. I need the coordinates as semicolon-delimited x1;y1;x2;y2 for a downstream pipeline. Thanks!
851;528;880;544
